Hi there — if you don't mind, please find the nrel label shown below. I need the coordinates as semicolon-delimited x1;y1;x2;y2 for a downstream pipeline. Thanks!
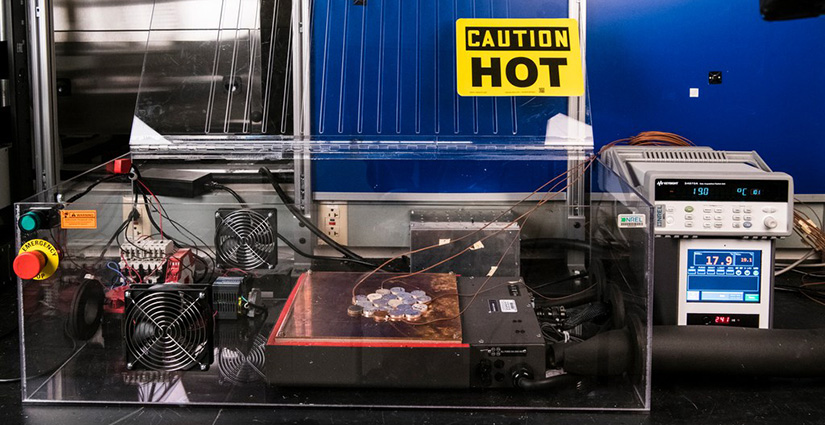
618;214;646;229
455;19;584;97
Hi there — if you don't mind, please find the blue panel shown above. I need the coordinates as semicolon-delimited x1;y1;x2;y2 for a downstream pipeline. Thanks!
312;0;570;140
311;0;574;193
313;159;567;193
587;0;825;193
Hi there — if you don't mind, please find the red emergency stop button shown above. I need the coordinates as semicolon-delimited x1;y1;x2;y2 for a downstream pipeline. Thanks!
13;251;47;280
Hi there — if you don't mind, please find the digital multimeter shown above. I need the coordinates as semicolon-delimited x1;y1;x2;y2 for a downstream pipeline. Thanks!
603;147;793;329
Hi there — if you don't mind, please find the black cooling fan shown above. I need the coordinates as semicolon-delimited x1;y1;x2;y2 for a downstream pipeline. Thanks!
215;209;277;270
123;284;213;371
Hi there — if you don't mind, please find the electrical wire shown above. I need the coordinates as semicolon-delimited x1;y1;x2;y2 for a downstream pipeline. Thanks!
356;157;594;300
64;174;127;204
775;249;818;276
212;180;381;269
276;233;379;269
259;167;370;263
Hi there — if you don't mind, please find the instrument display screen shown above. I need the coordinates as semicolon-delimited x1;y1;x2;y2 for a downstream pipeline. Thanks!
685;249;762;303
655;179;788;202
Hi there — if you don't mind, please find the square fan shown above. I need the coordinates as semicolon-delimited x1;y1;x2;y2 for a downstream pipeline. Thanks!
214;209;278;271
123;284;214;371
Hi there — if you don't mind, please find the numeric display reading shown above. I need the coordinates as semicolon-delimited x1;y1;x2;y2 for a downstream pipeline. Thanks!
655;179;788;202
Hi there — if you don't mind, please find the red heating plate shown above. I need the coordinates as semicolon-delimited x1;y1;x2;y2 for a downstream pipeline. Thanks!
268;271;467;348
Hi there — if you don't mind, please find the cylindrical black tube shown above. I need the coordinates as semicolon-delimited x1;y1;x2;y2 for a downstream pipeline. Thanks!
654;326;825;376
555;326;825;377
551;328;633;376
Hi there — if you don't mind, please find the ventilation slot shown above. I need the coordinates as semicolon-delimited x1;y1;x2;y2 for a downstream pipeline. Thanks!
643;150;728;162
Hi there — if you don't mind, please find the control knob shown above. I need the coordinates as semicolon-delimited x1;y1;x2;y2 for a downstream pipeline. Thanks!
763;216;778;230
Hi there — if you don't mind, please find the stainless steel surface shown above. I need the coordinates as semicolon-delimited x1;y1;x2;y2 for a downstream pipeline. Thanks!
29;0;61;190
0;79;8;108
0;0;6;42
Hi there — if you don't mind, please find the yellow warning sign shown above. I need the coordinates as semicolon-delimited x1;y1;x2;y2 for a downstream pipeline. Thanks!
455;18;584;97
18;239;59;280
60;210;98;229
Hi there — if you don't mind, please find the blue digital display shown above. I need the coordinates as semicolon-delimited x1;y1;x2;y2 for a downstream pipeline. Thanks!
686;249;761;303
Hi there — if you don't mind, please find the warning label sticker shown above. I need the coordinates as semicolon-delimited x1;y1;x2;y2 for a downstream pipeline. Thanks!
60;210;98;229
455;18;584;97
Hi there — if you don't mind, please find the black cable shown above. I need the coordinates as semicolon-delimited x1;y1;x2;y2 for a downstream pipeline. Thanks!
65;174;126;204
210;183;248;207
521;238;609;255
259;167;367;262
276;233;378;269
137;189;218;282
530;273;589;291
0;325;79;384
214;179;382;270
514;374;581;390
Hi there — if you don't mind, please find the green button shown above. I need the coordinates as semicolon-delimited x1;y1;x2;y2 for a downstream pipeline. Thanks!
18;212;41;232
745;294;759;302
684;206;694;213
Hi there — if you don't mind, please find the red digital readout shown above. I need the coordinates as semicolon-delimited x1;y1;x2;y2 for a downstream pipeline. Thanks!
714;316;732;324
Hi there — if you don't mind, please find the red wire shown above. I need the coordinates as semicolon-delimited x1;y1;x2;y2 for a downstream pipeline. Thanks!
137;180;164;239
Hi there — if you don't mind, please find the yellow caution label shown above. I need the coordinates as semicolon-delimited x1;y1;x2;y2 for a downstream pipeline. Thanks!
60;210;97;229
18;239;60;280
455;18;584;97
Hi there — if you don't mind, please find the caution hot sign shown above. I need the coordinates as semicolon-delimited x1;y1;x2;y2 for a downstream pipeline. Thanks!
455;18;584;97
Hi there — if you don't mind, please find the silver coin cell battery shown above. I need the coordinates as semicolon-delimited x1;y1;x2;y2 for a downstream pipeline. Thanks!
397;292;414;300
355;300;373;308
415;295;432;304
401;298;416;305
387;299;403;308
396;303;414;313
410;290;426;298
404;310;422;320
389;309;405;321
362;305;377;317
376;288;392;295
412;303;428;313
355;295;369;302
373;298;389;307
366;293;383;301
390;287;406;294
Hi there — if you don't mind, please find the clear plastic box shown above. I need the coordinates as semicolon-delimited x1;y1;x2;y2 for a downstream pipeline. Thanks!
15;149;653;410
16;0;653;411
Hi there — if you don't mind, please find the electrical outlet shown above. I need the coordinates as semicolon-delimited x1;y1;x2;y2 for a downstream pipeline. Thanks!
122;196;152;239
318;203;348;245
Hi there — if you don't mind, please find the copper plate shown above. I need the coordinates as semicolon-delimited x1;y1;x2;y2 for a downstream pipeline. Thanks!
274;272;462;344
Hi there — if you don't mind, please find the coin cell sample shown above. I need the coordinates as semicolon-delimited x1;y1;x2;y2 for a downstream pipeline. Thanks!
373;310;389;322
362;305;377;317
416;295;432;304
411;303;429;313
376;288;392;295
366;293;383;302
347;305;364;317
390;287;406;294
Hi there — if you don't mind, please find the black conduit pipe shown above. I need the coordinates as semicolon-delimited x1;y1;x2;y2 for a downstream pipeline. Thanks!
553;326;825;377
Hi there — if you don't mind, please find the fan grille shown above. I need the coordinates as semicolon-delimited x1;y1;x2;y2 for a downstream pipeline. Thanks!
124;287;212;371
215;209;277;270
217;334;267;384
